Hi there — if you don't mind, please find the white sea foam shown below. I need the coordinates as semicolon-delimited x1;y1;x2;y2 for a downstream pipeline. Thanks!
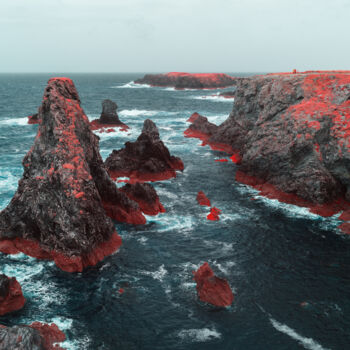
140;264;168;282
110;81;151;89
191;93;234;103
0;117;29;126
270;318;330;350
119;109;160;117
0;170;20;193
178;328;221;342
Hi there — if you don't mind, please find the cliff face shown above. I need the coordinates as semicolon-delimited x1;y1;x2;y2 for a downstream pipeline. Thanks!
0;78;148;272
105;119;184;182
207;72;350;222
135;72;238;89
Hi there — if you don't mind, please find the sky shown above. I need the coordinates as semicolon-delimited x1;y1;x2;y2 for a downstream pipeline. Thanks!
0;0;349;73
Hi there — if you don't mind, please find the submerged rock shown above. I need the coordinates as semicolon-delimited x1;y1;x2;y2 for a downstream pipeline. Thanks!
120;183;166;216
135;72;238;89
0;274;26;316
0;77;149;272
194;263;233;307
0;322;65;350
105;119;184;182
90;99;129;132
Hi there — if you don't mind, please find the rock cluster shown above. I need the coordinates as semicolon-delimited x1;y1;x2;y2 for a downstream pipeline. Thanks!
105;119;184;182
0;78;151;272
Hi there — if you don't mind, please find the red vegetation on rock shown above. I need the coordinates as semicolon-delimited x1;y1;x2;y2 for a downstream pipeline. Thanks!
207;207;221;221
197;191;211;207
0;276;26;316
29;322;66;350
193;263;234;307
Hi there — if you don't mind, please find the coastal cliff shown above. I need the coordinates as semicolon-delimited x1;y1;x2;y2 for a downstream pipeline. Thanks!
187;71;350;230
135;72;238;89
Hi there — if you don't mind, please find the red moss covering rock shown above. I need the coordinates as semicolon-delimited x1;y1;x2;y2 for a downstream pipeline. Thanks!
207;207;221;221
0;322;66;350
196;191;211;207
105;119;184;182
0;275;26;316
90;99;129;132
193;262;234;307
135;72;239;89
200;71;350;233
119;182;166;216
0;78;149;272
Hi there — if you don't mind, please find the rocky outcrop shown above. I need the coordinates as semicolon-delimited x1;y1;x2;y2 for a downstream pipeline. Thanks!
120;183;166;216
28;113;39;124
0;274;26;316
135;72;238;89
105;119;184;182
207;207;221;221
0;322;65;350
184;113;237;155
193;263;233;307
203;71;350;231
0;77;151;272
90;99;129;132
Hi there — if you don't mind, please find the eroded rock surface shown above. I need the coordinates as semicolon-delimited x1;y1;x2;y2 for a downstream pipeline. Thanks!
105;119;184;182
0;77;149;272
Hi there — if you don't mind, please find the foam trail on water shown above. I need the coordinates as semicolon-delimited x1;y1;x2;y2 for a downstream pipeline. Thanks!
0;117;29;126
178;328;221;342
190;94;234;103
270;318;330;350
111;81;151;89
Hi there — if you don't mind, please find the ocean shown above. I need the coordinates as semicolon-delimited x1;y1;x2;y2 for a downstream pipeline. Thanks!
0;73;349;350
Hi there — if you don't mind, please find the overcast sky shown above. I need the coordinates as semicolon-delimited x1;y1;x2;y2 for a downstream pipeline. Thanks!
1;0;349;73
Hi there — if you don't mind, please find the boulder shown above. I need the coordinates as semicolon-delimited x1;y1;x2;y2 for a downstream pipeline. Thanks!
0;274;26;316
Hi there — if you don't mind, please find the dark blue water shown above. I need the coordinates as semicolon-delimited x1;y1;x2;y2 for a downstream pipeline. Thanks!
0;74;349;350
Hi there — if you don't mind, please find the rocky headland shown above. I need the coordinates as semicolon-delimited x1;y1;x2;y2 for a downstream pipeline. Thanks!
135;72;238;89
90;99;129;132
0;77;154;272
187;71;350;232
105;119;184;182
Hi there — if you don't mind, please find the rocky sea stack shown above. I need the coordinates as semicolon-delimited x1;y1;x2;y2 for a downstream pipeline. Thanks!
0;274;26;316
0;77;152;272
90;99;129;132
195;71;350;231
194;263;234;307
0;322;66;350
135;72;238;89
105;119;184;182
